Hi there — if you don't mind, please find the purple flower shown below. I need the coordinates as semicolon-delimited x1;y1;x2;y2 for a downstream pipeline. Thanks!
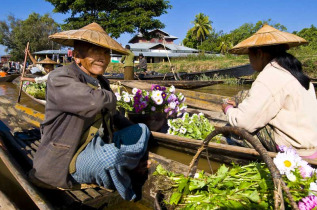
151;106;156;111
161;86;166;91
298;195;317;210
168;94;177;103
151;84;161;91
161;92;167;99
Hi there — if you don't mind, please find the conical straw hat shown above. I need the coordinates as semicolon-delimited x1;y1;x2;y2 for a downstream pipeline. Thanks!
37;57;58;65
229;24;308;54
49;22;128;55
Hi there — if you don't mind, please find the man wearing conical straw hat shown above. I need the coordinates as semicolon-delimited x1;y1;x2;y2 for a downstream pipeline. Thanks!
21;56;58;84
30;22;151;201
222;24;317;157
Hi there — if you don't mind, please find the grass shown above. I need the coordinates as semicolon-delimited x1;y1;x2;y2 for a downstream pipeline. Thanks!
106;50;317;79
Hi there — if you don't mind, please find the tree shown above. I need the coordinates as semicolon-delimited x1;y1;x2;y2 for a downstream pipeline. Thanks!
182;29;199;49
190;13;212;46
0;13;60;61
45;0;172;38
230;19;287;46
294;25;317;50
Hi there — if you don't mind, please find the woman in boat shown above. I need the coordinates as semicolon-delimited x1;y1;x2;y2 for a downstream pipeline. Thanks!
20;57;58;84
30;22;150;201
222;24;317;158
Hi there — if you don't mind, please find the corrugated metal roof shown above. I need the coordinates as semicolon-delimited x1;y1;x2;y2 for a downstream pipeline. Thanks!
129;43;198;52
131;51;199;58
33;50;68;55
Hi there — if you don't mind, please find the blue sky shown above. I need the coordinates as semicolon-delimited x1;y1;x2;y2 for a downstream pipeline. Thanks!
1;0;316;56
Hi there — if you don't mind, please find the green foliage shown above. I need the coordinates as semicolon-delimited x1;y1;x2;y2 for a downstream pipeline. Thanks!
190;13;213;45
0;13;60;61
45;0;171;38
154;162;276;209
23;82;46;99
167;112;221;141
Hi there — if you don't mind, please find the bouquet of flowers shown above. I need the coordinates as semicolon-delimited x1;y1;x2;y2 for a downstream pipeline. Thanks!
115;84;187;117
167;112;221;141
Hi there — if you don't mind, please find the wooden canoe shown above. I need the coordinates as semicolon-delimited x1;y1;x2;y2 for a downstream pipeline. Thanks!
0;74;20;82
22;90;46;106
109;79;224;89
117;80;226;112
0;98;204;209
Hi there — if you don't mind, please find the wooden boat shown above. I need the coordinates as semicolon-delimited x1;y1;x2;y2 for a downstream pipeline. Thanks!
109;79;224;89
22;90;46;106
1;98;317;209
0;74;20;82
117;80;227;112
181;64;255;80
0;98;208;209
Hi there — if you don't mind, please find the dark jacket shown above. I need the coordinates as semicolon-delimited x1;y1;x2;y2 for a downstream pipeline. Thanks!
137;57;147;70
32;63;132;189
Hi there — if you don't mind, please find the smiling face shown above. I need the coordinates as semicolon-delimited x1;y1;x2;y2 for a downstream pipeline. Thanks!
73;42;110;77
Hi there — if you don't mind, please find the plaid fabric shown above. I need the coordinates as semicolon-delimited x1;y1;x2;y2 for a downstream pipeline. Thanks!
71;123;150;200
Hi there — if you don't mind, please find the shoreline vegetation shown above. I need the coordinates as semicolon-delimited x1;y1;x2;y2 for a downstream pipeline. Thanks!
107;50;317;79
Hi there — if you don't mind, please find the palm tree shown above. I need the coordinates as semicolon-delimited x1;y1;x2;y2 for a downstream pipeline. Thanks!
218;34;233;54
191;13;213;46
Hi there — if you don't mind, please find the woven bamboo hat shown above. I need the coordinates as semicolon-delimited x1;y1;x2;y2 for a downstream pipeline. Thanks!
229;24;308;54
37;57;58;65
49;22;128;55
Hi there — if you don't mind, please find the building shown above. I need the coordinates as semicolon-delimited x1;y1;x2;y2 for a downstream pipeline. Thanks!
115;29;199;63
33;49;68;63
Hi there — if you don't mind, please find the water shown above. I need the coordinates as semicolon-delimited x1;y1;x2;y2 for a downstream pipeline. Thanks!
194;83;252;96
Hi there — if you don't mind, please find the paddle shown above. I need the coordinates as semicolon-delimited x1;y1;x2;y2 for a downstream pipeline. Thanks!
17;42;29;103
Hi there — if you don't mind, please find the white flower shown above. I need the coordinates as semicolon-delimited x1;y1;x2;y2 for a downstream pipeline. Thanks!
286;172;297;182
124;96;130;102
273;151;302;175
169;101;177;109
194;173;199;178
142;111;145;114
169;85;175;93
180;127;187;134
151;106;156;111
115;92;121;101
167;120;172;127
153;95;163;105
167;129;172;134
151;90;162;98
198;112;204;117
132;88;139;95
180;105;187;111
309;182;317;195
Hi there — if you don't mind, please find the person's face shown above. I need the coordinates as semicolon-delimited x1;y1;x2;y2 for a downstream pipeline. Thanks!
43;64;54;73
74;45;110;77
248;49;264;72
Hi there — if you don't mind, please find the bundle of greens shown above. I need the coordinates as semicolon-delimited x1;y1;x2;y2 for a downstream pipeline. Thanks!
167;112;221;141
154;147;317;209
154;163;274;209
23;82;46;99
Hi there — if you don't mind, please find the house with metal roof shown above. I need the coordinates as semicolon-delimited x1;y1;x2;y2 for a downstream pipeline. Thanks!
118;29;199;63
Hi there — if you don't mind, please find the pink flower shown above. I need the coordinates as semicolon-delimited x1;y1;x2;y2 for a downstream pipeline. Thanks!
298;195;317;210
299;161;314;178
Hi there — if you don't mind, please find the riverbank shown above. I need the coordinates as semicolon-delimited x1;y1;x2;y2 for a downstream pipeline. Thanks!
107;52;317;78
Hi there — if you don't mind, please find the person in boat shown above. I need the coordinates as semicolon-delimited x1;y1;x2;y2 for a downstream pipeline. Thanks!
20;56;58;84
29;22;150;201
120;45;135;80
222;24;317;158
136;53;148;74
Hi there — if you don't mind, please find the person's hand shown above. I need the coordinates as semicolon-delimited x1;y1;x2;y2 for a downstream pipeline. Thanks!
221;99;236;114
226;99;237;107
